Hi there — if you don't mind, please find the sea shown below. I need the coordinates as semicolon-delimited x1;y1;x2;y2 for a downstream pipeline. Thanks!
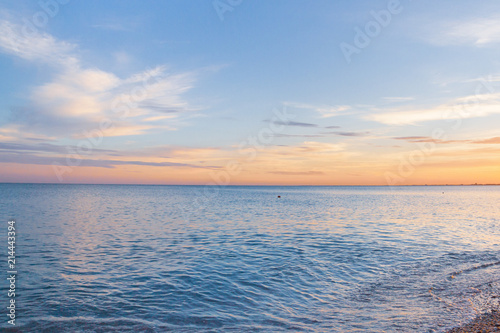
0;184;499;332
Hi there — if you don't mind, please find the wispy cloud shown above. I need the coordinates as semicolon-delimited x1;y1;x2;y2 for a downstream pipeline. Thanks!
0;142;118;155
263;119;318;128
393;136;500;145
394;136;429;142
284;102;351;118
428;15;500;46
0;19;77;67
367;92;500;125
461;74;500;83
272;133;324;138
0;125;56;142
472;137;500;144
325;131;371;137
0;152;219;169
393;136;467;144
383;97;415;103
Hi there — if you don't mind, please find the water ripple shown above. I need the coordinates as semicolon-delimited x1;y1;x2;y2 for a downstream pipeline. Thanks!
0;184;499;332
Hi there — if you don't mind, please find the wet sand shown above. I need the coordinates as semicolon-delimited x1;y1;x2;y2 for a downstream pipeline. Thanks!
447;310;500;332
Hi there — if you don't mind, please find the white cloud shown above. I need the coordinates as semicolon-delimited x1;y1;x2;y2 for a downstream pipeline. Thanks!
367;92;500;125
26;65;197;135
0;18;199;138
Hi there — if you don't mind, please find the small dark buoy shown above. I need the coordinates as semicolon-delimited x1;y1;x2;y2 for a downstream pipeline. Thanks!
277;195;281;198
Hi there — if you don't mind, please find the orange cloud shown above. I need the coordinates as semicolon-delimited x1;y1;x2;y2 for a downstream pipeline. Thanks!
473;137;500;144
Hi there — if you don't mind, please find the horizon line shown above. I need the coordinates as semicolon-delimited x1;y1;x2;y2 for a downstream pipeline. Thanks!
0;182;499;187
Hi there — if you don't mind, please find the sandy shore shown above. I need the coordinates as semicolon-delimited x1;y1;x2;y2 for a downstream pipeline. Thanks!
446;310;500;332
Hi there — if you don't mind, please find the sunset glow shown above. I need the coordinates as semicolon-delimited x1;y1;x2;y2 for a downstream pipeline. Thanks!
1;1;499;185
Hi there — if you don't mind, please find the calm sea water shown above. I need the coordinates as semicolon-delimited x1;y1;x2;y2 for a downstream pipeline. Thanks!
0;184;499;332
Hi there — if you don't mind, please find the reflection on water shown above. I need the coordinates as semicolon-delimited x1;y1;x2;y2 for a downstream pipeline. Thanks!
0;184;499;332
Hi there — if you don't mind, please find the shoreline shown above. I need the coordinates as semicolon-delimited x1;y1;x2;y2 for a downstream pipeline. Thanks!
446;310;500;332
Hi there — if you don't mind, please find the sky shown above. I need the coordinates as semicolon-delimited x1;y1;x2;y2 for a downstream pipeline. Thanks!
0;0;500;185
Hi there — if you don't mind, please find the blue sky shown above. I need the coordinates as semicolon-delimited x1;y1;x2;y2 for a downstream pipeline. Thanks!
1;0;500;184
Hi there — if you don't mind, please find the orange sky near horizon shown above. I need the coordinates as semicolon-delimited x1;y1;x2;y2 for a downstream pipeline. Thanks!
1;142;498;185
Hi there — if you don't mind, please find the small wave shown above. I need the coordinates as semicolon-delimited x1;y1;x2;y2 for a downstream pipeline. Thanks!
449;260;500;280
10;317;162;333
